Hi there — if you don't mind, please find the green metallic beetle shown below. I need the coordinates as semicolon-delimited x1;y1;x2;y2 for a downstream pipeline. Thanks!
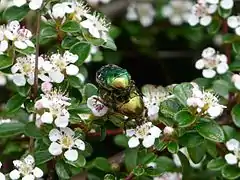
96;64;145;119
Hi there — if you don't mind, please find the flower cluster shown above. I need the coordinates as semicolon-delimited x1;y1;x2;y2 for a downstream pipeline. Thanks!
195;47;229;78
11;51;79;86
126;2;155;27
126;122;162;148
48;127;85;161
189;0;234;26
187;83;225;119
162;0;193;25
225;139;240;166
87;95;108;117
142;85;171;121
35;85;71;128
13;0;43;10
9;155;43;180
227;15;240;36
49;1;110;41
0;21;34;54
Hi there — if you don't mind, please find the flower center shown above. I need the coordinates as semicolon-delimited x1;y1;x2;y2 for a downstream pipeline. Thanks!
19;164;33;176
60;136;74;148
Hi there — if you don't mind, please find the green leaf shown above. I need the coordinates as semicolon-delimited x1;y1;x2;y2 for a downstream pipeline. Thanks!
173;83;193;106
179;132;205;148
207;157;226;171
222;165;240;179
39;26;57;45
213;79;231;98
222;125;238;141
68;76;83;89
94;157;111;172
0;122;24;137
61;21;81;33
65;154;86;168
102;36;117;51
35;150;54;165
160;98;182;119
16;85;31;97
15;46;35;56
24;122;42;138
177;151;191;176
70;42;91;64
114;134;128;148
187;144;206;164
167;142;179;154
231;104;240;127
218;7;232;19
196;121;225;142
154;138;168;151
207;19;221;34
3;5;29;21
229;59;240;71
193;78;212;89
61;36;79;49
56;160;70;179
174;110;195;127
5;94;26;113
133;167;145;176
125;148;138;172
83;83;98;99
223;34;237;43
0;55;13;70
155;156;176;172
82;29;105;46
206;140;218;158
233;42;240;54
138;151;157;165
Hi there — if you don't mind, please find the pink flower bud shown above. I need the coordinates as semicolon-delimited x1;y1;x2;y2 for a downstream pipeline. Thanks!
163;126;174;135
34;100;43;110
41;82;53;93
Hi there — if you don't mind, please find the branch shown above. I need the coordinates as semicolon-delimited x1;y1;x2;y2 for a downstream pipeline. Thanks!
29;10;41;153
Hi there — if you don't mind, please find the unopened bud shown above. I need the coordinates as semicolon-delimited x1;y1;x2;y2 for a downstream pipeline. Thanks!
163;126;174;135
41;81;53;93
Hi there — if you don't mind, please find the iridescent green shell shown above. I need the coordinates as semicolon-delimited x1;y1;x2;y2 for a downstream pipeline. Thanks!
96;64;131;90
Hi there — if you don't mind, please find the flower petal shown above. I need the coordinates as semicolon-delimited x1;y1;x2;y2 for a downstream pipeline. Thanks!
41;112;54;124
64;149;78;161
149;126;162;138
22;174;35;180
75;139;85;151
55;115;69;128
142;135;155;148
202;69;216;78
225;153;238;165
226;139;240;151
195;59;205;69
216;63;229;74
14;40;27;49
9;169;20;180
66;64;79;75
12;73;26;86
49;71;64;83
48;142;62;156
220;0;234;10
200;16;212;26
49;128;61;142
128;136;140;148
32;167;44;178
227;16;239;28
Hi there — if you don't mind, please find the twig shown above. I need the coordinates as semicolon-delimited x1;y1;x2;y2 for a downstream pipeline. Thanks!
29;10;41;153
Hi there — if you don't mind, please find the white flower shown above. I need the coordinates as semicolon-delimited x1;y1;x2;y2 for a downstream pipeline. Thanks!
11;54;49;86
126;122;162;148
126;2;155;27
188;0;217;26
35;89;71;128
87;95;108;117
154;172;182;180
227;16;240;36
4;21;34;49
80;12;110;41
162;0;193;25
142;85;171;121
173;147;204;168
220;0;234;10
195;47;228;78
0;73;7;86
13;0;43;10
44;51;79;83
187;84;225;118
9;155;43;180
48;127;85;161
232;74;240;90
225;139;240;167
